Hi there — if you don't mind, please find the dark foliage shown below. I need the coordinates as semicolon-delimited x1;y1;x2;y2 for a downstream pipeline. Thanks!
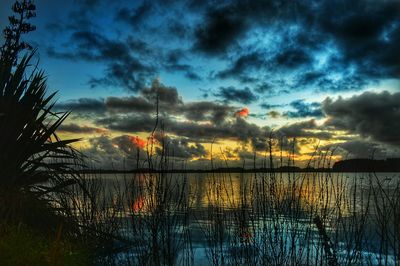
0;0;81;229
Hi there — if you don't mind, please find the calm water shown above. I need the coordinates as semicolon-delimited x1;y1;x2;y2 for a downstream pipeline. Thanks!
83;172;400;265
98;171;399;213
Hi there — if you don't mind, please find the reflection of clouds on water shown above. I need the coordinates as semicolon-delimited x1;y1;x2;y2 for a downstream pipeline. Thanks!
81;172;400;264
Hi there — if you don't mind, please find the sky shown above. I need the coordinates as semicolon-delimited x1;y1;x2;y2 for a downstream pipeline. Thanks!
1;0;400;169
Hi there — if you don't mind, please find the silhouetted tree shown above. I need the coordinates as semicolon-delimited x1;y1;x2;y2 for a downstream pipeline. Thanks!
0;0;36;64
0;0;81;229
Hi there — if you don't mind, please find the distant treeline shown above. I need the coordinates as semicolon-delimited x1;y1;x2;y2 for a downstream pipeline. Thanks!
79;158;400;173
332;158;400;172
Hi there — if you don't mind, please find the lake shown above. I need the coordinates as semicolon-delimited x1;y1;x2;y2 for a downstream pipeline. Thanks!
68;172;400;265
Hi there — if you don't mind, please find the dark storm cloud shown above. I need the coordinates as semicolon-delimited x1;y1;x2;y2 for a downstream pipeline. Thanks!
165;117;266;143
48;30;155;92
73;0;105;8
184;71;202;81
116;2;153;27
214;86;258;104
96;114;156;133
195;0;399;92
126;37;154;56
96;111;267;144
295;71;324;87
105;81;182;114
63;80;183;115
55;98;106;113
164;50;202;80
318;0;400;77
156;137;207;159
167;118;245;141
87;62;150;92
105;96;154;113
56;81;238;125
191;0;314;80
181;101;234;124
164;62;200;80
42;0;400;97
216;52;265;80
49;31;126;61
278;119;332;140
141;80;183;107
45;1;206;88
293;71;367;92
323;91;400;146
193;4;248;55
327;140;388;160
192;0;300;55
56;96;152;116
106;80;186;115
284;100;323;118
274;48;312;69
167;19;191;39
260;103;285;110
215;47;314;88
57;123;105;134
301;0;400;88
320;76;368;93
254;82;275;94
267;111;280;118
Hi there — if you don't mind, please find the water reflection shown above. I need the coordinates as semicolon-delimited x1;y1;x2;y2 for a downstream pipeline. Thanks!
113;172;382;216
79;172;400;265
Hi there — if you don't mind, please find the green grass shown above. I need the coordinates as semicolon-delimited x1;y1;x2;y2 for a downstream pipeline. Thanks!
0;223;90;266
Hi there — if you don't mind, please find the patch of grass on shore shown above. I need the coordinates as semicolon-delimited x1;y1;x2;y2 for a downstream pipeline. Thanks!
0;223;90;266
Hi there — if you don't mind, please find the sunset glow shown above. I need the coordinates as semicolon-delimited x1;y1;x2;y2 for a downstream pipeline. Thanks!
129;136;147;149
235;107;249;117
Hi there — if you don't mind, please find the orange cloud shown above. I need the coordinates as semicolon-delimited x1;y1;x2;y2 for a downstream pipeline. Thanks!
129;136;146;149
235;107;249;117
